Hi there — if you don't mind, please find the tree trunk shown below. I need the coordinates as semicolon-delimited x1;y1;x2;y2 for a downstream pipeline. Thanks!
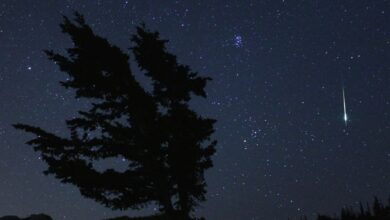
161;193;174;215
178;190;190;219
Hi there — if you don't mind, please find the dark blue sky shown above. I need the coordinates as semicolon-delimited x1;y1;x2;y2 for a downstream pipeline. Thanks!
1;1;390;219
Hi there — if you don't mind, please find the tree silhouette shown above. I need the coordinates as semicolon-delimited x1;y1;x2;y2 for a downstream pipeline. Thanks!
299;196;390;220
14;13;216;219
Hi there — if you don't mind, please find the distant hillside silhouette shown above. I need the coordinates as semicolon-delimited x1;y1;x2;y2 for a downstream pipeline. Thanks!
106;213;205;220
0;214;52;220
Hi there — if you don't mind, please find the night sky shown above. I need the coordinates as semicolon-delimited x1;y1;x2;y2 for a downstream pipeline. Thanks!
1;1;390;219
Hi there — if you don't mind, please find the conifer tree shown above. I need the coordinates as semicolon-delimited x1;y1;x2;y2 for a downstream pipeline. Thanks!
14;13;216;219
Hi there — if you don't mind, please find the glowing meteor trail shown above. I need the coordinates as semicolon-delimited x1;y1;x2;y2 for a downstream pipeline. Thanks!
342;87;348;126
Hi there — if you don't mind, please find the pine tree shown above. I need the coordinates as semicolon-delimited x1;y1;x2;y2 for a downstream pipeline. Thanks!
313;196;390;220
14;13;216;219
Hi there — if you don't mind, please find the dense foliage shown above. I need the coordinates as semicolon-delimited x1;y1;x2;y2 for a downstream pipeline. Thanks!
14;13;216;219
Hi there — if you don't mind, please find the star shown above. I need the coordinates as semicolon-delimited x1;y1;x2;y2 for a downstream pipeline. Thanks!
233;35;243;48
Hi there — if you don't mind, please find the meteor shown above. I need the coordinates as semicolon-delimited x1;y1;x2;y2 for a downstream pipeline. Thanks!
342;87;348;126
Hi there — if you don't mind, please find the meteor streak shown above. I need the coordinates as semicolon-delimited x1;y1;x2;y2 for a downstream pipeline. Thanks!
342;87;348;126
